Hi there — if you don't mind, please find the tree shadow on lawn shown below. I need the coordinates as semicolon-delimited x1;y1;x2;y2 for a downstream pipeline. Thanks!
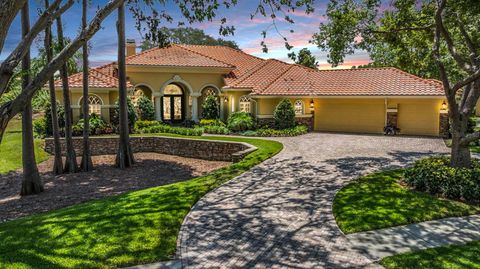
0;153;228;223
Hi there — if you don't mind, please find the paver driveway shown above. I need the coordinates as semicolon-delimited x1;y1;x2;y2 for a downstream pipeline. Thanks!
178;133;449;269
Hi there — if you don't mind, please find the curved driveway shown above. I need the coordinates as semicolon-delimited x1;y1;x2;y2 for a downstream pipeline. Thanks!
178;133;448;268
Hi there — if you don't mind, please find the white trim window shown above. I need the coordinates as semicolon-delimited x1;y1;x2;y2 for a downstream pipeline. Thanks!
294;100;304;115
80;94;103;116
239;95;251;113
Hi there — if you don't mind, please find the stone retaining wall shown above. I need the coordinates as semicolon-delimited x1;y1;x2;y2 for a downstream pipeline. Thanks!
44;136;256;162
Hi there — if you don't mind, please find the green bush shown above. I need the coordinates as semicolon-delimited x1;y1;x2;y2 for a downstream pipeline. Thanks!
136;96;155;121
202;125;230;135
33;117;48;138
227;112;255;132
404;157;480;203
274;99;296;130
201;95;219;120
44;102;65;137
138;124;203;136
134;120;161;131
112;97;137;130
72;114;113;136
255;125;308;137
199;119;225;127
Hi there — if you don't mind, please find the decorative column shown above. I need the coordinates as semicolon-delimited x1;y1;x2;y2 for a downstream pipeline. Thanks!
153;93;162;121
439;109;449;138
191;93;201;122
219;94;225;120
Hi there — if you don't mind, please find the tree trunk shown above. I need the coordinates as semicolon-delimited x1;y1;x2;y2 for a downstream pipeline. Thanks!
56;14;78;173
80;0;93;172
44;0;63;175
450;115;472;168
115;2;135;169
20;1;43;196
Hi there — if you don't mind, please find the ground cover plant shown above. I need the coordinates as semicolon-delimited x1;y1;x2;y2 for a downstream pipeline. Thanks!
333;170;479;234
0;135;282;269
242;125;308;137
135;120;203;136
0;119;49;174
381;240;480;269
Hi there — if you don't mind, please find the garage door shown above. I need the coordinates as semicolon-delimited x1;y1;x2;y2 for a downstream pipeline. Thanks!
397;101;439;136
314;99;385;134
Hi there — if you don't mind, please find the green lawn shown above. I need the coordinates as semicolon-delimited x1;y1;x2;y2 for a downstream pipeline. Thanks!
0;119;49;174
0;135;283;269
381;240;480;269
333;170;479;234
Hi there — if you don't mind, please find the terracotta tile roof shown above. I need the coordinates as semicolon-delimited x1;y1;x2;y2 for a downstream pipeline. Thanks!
53;68;132;89
247;67;444;96
176;44;265;83
125;44;234;68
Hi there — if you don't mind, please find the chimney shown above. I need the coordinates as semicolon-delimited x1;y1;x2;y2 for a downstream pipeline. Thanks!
126;39;136;57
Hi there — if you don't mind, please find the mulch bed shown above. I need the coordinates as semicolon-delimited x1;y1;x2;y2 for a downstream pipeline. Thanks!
0;153;229;223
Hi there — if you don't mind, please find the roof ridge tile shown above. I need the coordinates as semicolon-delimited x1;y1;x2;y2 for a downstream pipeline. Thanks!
175;44;235;68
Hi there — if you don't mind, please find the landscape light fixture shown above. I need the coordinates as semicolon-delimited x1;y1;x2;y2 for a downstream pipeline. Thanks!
441;100;447;110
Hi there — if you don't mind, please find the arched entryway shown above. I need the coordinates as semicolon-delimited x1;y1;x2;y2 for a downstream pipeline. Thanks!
162;83;185;122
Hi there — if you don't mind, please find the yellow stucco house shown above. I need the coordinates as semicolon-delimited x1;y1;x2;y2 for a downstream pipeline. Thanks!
53;41;449;137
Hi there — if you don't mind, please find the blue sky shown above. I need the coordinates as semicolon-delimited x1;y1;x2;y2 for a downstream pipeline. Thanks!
0;0;370;69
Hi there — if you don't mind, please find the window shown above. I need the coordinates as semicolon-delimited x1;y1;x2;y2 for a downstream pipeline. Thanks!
80;94;103;115
294;100;304;115
202;87;217;97
239;95;251;113
164;84;183;95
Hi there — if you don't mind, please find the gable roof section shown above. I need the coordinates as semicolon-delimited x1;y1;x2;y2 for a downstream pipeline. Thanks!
53;67;132;89
176;44;265;83
125;45;234;68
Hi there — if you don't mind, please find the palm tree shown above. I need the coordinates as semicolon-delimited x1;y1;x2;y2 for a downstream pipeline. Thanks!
20;1;43;195
44;0;63;175
56;13;78;173
115;2;135;169
80;0;93;171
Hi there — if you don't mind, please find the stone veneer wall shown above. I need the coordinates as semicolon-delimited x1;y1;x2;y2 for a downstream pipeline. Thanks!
44;136;256;162
439;112;450;138
257;116;314;131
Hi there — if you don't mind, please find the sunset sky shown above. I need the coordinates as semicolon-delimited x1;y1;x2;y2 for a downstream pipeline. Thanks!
0;0;371;69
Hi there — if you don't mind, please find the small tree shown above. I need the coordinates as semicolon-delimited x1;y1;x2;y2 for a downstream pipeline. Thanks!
136;96;155;120
113;97;136;132
201;95;219;120
274;99;296;130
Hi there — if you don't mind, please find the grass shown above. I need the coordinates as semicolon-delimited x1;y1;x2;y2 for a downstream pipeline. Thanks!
333;170;480;234
381;240;480;269
0;119;49;174
0;135;283;269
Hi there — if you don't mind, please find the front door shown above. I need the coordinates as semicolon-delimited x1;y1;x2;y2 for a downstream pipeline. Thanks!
162;95;184;122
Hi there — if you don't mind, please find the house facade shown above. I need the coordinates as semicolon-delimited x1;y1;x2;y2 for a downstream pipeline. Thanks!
53;41;450;137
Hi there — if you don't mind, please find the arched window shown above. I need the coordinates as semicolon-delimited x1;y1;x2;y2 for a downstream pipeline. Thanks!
294;100;304;115
239;95;251;113
80;94;103;115
164;84;183;95
202;87;218;97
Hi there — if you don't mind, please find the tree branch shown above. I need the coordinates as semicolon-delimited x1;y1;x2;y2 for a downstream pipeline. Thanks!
0;0;26;55
0;0;74;97
0;0;124;142
452;68;480;93
455;15;478;68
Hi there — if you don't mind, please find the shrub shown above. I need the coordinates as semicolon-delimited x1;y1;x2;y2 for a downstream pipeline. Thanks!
112;97;137;130
201;95;219;120
255;125;308;137
274;99;296;130
202;125;230;135
136;96;155;120
72;114;113;136
33;117;48;138
404;157;480;203
44;102;65;137
138;124;203;136
227;112;255;132
134;120;160;131
199;119;225;127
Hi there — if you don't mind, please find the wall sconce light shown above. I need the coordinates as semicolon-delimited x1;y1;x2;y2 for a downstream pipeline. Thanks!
224;96;228;103
441;100;447;110
310;99;314;110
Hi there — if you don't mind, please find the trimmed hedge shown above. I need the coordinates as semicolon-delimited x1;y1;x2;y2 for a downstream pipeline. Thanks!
199;119;225;127
137;123;203;136
404;157;480;203
242;125;308;137
202;125;230;135
274;99;296;129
